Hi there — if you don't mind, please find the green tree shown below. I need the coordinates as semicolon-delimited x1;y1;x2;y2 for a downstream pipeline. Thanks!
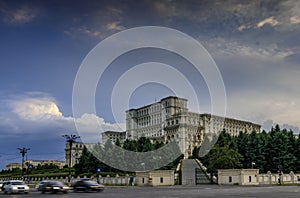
74;146;101;175
205;145;243;171
294;134;300;171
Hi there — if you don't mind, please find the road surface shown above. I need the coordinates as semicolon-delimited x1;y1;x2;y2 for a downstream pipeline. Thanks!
0;185;299;198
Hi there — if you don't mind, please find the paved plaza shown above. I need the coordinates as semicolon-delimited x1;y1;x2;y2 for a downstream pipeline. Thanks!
1;185;300;198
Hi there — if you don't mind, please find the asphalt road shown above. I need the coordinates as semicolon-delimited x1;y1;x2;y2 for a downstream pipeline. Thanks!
0;185;300;198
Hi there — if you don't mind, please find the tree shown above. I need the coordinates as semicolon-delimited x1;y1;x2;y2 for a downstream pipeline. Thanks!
74;146;101;175
294;134;300;171
205;145;243;171
236;131;249;168
244;131;259;168
216;130;233;148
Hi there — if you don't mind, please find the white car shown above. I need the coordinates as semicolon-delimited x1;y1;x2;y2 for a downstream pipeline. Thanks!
3;180;29;194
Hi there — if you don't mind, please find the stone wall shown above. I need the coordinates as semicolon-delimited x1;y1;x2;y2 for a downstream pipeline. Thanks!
258;171;300;185
218;169;300;185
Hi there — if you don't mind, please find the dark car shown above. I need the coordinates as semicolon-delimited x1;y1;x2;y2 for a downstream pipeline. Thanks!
36;180;50;191
39;180;69;194
73;179;104;192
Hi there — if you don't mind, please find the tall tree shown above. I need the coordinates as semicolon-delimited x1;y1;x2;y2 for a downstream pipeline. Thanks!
205;145;243;171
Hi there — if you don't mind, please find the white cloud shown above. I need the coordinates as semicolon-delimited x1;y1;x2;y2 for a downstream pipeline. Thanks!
1;5;38;24
2;93;124;143
64;5;126;40
257;16;279;28
226;90;300;133
105;21;125;31
64;26;101;39
105;7;123;16
10;96;62;121
234;1;300;31
151;0;179;18
280;0;300;21
237;24;252;32
201;37;293;60
290;16;300;24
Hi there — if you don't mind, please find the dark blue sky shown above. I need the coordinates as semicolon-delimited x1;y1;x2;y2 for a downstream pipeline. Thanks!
0;0;300;170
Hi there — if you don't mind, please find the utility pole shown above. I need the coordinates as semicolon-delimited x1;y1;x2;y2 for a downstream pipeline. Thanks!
17;147;30;180
62;134;80;183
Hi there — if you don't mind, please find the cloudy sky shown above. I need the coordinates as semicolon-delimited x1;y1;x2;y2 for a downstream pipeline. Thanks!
0;0;300;170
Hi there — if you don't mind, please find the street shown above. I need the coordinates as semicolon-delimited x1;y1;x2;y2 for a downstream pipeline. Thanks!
0;185;300;198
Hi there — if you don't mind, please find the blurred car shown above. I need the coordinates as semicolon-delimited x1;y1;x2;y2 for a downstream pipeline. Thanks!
3;180;29;194
1;181;9;192
39;180;69;194
0;181;4;191
36;180;50;191
73;179;104;192
0;181;6;191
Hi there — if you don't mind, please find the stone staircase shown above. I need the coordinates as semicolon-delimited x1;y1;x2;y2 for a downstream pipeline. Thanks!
181;159;211;185
181;159;198;185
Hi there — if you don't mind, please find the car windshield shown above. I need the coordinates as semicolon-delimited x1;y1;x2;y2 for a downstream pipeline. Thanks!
11;182;24;185
84;180;98;185
49;181;63;185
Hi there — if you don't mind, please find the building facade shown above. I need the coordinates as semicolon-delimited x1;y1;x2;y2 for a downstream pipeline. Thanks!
65;142;85;167
103;96;261;158
24;160;66;169
6;163;22;170
64;142;96;167
6;160;66;170
135;170;175;186
218;169;259;185
102;131;126;145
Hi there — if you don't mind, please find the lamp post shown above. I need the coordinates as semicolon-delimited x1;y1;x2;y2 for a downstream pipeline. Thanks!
17;147;30;180
62;134;80;183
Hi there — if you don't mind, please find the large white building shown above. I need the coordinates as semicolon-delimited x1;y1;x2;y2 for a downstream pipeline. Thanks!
103;96;261;158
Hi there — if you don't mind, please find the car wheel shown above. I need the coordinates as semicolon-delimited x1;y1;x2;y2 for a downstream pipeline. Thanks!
41;190;45;194
85;187;91;193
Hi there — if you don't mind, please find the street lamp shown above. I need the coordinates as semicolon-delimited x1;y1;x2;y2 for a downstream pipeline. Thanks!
62;134;80;183
17;147;30;180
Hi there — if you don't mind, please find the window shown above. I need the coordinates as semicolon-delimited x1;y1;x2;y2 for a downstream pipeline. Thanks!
229;176;232;183
160;177;163;183
142;178;145;183
249;176;252;182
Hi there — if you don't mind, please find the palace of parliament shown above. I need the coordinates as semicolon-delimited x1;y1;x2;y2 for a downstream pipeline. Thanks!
102;96;260;157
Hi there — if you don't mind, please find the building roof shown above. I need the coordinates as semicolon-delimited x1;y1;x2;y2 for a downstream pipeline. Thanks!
127;96;187;111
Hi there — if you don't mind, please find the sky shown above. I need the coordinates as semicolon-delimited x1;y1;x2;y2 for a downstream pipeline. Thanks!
0;0;300;170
